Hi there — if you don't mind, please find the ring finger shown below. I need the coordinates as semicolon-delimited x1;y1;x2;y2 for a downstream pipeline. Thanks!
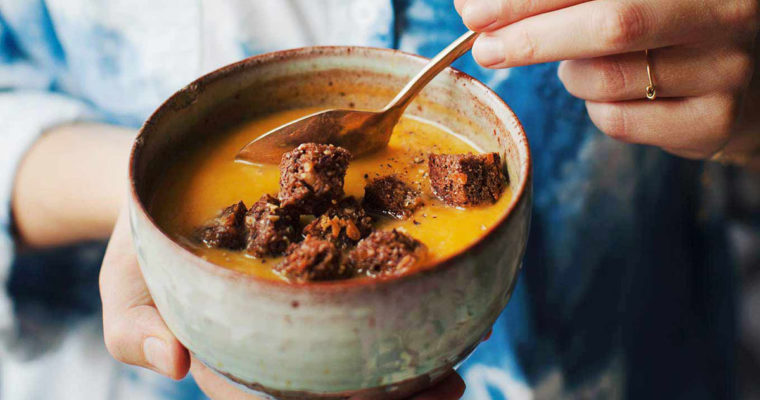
558;45;753;101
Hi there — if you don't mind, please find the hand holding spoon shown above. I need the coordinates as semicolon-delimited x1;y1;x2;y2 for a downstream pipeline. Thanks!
235;30;479;165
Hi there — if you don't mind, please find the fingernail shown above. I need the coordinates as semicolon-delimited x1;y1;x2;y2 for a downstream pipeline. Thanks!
462;0;498;29
143;337;171;376
472;35;505;67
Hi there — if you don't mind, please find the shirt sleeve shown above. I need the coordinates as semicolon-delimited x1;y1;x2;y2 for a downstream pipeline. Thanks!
0;13;96;349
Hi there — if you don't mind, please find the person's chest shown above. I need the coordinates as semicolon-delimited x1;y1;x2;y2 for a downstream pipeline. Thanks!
3;0;397;124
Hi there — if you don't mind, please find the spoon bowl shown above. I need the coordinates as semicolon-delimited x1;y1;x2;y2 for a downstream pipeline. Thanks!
236;108;396;165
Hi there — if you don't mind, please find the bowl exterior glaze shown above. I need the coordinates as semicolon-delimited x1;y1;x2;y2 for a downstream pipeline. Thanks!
129;47;532;399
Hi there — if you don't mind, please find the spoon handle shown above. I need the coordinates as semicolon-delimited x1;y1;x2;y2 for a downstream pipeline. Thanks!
384;30;479;113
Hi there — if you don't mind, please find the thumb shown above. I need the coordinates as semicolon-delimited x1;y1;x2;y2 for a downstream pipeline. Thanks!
100;207;190;379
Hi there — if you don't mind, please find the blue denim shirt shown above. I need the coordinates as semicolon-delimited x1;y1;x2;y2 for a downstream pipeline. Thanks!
0;1;736;399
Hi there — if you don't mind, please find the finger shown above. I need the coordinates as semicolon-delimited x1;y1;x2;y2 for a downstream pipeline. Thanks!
455;0;590;32
194;355;462;400
472;0;748;68
586;94;738;156
190;357;264;400
100;207;190;379
409;372;466;400
558;45;754;101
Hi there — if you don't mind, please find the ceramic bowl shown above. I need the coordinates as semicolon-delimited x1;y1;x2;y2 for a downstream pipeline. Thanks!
129;46;532;399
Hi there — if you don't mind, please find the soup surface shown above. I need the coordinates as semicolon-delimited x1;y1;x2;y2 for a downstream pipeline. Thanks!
150;108;512;280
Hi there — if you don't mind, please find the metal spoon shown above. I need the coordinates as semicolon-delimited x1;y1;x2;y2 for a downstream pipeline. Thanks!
235;30;479;165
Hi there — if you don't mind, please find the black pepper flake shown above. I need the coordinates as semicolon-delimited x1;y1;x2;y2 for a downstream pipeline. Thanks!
413;220;421;225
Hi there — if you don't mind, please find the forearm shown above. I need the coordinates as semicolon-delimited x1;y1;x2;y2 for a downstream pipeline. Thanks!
12;123;136;248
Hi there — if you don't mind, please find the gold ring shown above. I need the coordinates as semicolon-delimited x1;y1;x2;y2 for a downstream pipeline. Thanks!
645;49;656;100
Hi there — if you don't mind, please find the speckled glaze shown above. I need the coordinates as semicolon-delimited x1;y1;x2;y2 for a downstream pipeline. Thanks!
129;47;532;399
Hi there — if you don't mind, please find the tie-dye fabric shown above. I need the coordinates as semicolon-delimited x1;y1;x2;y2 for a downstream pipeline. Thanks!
0;1;736;399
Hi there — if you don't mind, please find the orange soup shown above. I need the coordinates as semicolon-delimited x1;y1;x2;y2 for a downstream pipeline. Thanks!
150;108;512;280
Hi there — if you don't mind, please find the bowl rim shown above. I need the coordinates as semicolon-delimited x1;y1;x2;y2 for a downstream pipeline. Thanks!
130;45;532;291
